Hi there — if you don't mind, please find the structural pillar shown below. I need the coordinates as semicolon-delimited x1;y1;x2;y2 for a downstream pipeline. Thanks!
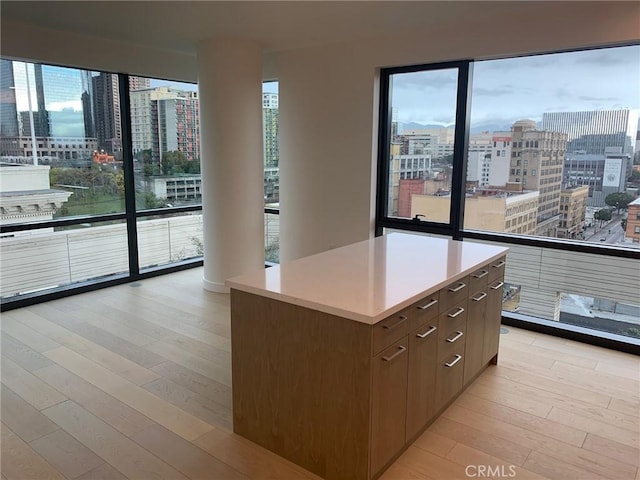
197;38;264;292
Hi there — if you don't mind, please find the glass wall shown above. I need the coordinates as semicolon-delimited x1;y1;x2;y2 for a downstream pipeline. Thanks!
377;44;640;342
0;60;125;217
385;67;460;225
129;76;202;270
1;58;283;306
263;81;280;262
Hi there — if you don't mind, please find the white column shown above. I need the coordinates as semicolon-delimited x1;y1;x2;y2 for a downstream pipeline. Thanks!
197;38;264;293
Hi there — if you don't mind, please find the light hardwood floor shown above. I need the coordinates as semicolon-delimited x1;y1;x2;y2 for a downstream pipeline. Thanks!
1;268;639;480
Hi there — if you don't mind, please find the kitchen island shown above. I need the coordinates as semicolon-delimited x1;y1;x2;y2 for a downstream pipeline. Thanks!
226;233;508;480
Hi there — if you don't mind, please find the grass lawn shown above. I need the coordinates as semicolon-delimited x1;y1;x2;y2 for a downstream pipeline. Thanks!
59;193;125;216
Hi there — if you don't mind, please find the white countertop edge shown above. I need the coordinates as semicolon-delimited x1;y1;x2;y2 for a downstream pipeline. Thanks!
227;248;509;325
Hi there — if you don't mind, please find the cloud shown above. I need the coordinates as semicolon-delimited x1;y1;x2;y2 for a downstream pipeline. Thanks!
473;85;515;96
574;46;639;66
577;95;620;102
393;70;457;91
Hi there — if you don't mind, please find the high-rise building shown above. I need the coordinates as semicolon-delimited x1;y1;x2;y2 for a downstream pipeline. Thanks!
0;59;19;137
92;73;122;156
130;86;200;163
542;109;638;155
509;119;567;237
263;92;279;202
129;76;151;92
0;61;98;164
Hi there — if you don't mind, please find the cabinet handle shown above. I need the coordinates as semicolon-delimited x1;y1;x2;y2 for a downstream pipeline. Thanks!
417;299;438;310
472;292;487;302
416;325;437;338
382;315;407;331
492;260;506;269
445;354;462;368
447;307;465;318
382;345;407;362
448;282;466;293
490;281;505;290
446;331;464;343
472;270;488;279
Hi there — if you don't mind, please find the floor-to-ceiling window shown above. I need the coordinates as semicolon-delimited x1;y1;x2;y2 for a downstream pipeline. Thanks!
1;59;281;309
376;44;640;347
263;81;280;263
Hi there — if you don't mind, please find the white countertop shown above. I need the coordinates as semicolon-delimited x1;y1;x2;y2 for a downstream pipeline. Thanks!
226;232;508;324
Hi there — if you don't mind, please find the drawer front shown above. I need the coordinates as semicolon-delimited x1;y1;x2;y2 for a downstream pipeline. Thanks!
373;306;413;355
487;256;506;283
440;276;469;311
438;300;468;338
469;265;490;294
437;314;466;362
411;291;440;331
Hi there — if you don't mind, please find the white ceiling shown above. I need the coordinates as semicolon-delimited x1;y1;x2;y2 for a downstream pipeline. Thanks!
1;1;547;55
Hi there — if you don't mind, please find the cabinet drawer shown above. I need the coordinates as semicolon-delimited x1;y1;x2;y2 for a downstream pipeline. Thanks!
437;314;466;362
412;292;440;330
487;256;506;282
440;276;469;311
439;301;468;337
469;266;490;293
373;307;413;355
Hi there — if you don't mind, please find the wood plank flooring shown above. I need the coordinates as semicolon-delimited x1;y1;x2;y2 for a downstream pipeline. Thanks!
1;267;639;480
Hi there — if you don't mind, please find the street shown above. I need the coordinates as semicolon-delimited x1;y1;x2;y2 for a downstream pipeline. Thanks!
583;214;625;245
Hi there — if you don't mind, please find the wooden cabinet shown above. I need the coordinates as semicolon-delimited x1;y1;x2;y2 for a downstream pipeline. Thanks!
405;320;438;442
230;254;507;480
371;339;409;474
464;288;488;386
483;277;505;365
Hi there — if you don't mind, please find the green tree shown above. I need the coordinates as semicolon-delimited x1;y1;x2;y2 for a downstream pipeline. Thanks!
604;192;635;214
161;150;188;175
594;208;612;226
135;149;153;164
142;164;159;176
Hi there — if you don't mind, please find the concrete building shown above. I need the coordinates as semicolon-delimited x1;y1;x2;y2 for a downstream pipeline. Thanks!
625;197;640;243
147;175;202;204
488;134;512;187
563;150;630;207
0;163;72;230
467;150;490;186
510;119;567;237
558;184;589;239
410;190;539;235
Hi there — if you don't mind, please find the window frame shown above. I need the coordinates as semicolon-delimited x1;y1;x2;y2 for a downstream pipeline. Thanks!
375;59;472;239
375;45;640;260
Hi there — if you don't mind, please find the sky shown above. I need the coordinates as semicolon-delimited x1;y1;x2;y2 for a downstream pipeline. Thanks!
391;44;640;130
